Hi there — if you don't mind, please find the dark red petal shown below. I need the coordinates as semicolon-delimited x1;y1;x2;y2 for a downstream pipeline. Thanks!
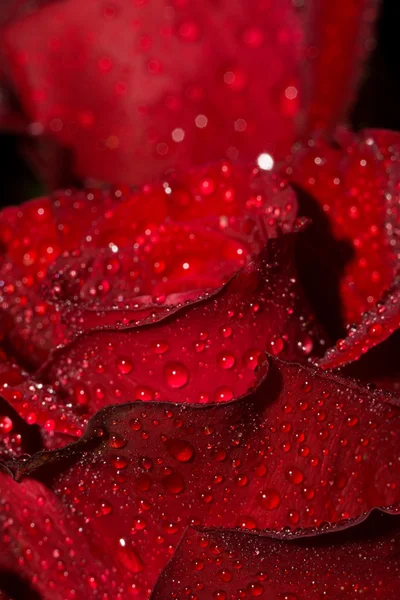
288;129;400;330
319;277;400;370
35;232;325;427
78;162;298;249
15;355;400;593
151;515;400;600
0;1;52;133
303;2;379;133
0;395;42;463
0;191;118;365
2;0;376;185
0;474;129;599
0;197;61;273
42;163;299;340
44;223;251;312
0;361;84;437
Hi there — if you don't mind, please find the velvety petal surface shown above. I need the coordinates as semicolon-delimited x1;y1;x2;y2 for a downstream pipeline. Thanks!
288;129;400;333
151;514;400;600
12;355;400;596
34;233;326;431
1;0;378;185
0;162;298;368
0;361;84;437
0;473;129;599
43;162;298;321
319;275;400;370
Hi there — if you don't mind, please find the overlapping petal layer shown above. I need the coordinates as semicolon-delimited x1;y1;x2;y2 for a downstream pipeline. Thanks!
289;130;400;331
151;515;400;600
1;355;397;597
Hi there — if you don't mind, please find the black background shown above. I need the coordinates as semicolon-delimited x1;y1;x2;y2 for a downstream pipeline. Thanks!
0;0;399;208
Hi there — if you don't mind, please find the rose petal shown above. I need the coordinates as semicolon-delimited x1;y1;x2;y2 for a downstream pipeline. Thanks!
0;395;42;464
151;514;400;600
2;0;377;185
0;361;84;437
302;2;379;133
41;163;299;340
288;129;400;331
0;474;130;599
0;190;120;366
319;276;400;370
14;355;400;594
33;232;326;428
77;161;298;249
43;223;252;312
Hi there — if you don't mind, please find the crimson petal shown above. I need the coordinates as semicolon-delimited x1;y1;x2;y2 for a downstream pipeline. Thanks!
12;355;400;595
288;129;400;332
319;276;400;370
151;514;400;600
2;0;377;185
35;232;325;428
0;361;84;437
303;2;379;133
0;191;119;366
0;395;42;463
0;473;130;599
42;163;299;337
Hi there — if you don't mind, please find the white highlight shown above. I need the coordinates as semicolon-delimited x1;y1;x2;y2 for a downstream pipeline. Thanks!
257;153;274;171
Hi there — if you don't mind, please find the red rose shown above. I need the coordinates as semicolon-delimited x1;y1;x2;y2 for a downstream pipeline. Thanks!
1;1;400;598
1;128;400;598
0;0;377;186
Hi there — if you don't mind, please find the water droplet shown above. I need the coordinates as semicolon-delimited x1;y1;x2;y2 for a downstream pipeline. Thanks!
346;415;359;427
112;457;128;469
165;438;195;462
116;356;133;374
220;325;233;338
214;386;233;402
243;348;262;369
0;416;13;433
152;340;169;354
286;467;304;485
237;516;257;529
368;323;383;337
247;582;264;596
218;569;232;582
217;351;236;370
193;558;205;571
134;386;154;401
109;433;127;449
132;517;147;531
95;499;113;517
129;418;142;431
260;489;281;510
270;337;284;356
73;384;89;406
164;362;189;388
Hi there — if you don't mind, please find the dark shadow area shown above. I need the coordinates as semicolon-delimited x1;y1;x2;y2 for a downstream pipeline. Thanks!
343;328;400;393
290;511;400;549
0;135;41;209
352;0;400;132
0;571;42;600
293;185;354;342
